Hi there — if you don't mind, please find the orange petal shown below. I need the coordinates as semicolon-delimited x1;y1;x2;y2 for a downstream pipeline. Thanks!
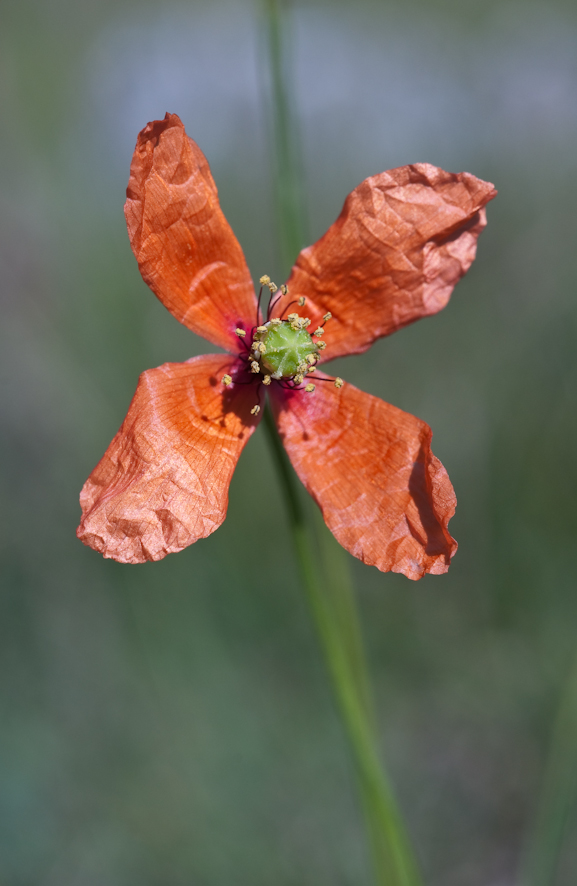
77;354;260;563
125;113;257;351
271;375;457;579
273;165;496;360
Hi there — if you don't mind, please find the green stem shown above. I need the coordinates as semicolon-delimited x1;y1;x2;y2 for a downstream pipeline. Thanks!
263;408;421;886
522;651;577;886
261;2;422;882
313;510;376;729
262;0;308;273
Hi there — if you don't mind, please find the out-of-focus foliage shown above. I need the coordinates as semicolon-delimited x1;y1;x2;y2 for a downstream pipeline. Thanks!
1;0;577;883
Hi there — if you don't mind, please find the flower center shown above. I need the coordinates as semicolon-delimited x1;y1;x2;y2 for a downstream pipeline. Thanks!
227;277;342;409
260;320;319;379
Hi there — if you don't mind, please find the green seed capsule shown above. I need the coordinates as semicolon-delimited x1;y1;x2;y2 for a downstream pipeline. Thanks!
260;321;318;379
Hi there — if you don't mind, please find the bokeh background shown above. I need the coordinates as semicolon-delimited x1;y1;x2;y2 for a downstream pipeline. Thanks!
2;0;577;883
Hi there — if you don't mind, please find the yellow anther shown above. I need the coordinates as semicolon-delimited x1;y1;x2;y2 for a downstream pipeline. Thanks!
334;377;344;389
317;340;327;350
294;374;304;385
281;284;288;295
323;312;332;322
250;361;260;373
270;317;282;326
250;404;261;415
256;325;268;335
287;312;298;323
268;282;278;293
304;383;315;393
222;374;233;386
297;362;308;373
259;275;270;285
314;327;324;336
235;328;246;337
262;375;271;386
298;296;306;306
257;342;266;354
307;365;316;373
306;354;317;365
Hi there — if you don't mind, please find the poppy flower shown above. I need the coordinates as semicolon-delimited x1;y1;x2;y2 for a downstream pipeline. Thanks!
77;113;496;579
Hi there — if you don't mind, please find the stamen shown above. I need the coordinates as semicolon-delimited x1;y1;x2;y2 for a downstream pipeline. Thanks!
250;404;261;415
298;296;306;306
313;327;324;336
235;328;246;338
323;312;332;322
281;284;288;295
287;312;299;323
270;317;282;326
317;340;327;350
259;275;271;285
304;383;315;393
262;375;271;386
306;354;317;365
250;361;260;373
268;282;278;293
267;293;283;319
255;287;263;327
279;300;300;320
222;374;233;386
294;374;304;385
307;375;343;386
256;325;268;335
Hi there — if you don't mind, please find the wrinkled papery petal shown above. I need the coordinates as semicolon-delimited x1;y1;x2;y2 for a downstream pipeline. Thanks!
271;165;496;360
271;375;457;579
125;114;257;352
77;355;258;564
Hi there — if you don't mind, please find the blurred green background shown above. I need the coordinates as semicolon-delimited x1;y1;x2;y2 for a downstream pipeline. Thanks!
2;0;577;883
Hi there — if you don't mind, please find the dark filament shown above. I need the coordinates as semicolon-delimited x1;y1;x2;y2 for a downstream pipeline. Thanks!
255;285;264;327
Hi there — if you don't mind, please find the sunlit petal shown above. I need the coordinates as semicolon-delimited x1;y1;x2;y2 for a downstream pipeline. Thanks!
77;354;260;563
125;113;257;350
271;374;457;579
272;164;496;360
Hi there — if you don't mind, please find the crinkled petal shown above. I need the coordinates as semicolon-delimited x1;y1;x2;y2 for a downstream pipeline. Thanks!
271;374;457;579
272;165;496;360
77;355;260;563
125;113;257;351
